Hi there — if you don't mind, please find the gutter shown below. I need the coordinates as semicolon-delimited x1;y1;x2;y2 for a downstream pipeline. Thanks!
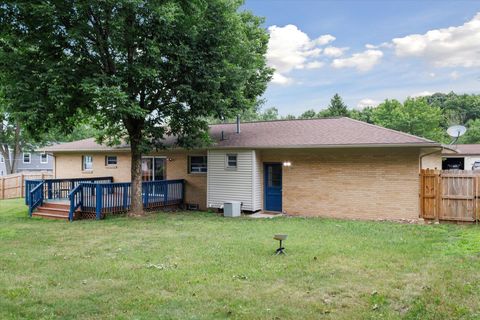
419;146;445;171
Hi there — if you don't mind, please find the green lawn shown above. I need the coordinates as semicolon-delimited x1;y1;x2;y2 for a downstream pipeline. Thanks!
1;199;480;319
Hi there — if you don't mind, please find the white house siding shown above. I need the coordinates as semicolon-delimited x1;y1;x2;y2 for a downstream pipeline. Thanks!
465;156;480;170
252;150;263;211
207;149;261;212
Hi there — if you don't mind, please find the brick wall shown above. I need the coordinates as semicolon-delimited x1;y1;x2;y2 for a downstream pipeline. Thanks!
54;152;132;182
260;148;421;220
54;150;207;210
151;151;207;210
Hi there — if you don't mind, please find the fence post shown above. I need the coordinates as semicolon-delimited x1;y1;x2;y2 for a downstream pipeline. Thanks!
0;177;4;200
436;171;442;222
95;184;103;220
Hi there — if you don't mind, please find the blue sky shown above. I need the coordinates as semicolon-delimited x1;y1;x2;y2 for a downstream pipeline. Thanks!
243;0;480;115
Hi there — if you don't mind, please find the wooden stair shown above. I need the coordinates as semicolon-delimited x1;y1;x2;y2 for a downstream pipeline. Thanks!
32;202;74;220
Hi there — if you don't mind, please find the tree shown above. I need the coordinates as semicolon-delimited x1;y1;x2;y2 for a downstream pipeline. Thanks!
0;1;272;215
349;107;375;124
299;109;317;119
372;98;445;142
325;93;349;117
0;107;21;175
282;114;296;120
259;107;279;121
458;119;480;144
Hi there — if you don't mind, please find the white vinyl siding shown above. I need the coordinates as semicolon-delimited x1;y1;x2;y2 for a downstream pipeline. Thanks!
207;150;262;212
253;151;263;211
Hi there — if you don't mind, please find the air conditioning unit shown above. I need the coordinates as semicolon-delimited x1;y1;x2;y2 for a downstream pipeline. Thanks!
223;201;241;217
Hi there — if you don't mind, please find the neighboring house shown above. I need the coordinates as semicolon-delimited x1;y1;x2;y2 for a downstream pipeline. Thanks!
441;144;480;170
41;117;442;220
0;151;53;176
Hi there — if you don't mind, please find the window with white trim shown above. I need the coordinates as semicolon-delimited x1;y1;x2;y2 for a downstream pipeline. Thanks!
40;152;48;164
188;155;207;173
0;155;4;163
105;155;117;166
23;153;31;164
226;154;237;169
82;155;93;171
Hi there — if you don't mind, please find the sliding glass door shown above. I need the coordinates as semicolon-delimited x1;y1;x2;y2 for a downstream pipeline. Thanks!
141;157;166;181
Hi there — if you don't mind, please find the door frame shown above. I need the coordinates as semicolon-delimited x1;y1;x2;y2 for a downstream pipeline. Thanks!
263;162;283;212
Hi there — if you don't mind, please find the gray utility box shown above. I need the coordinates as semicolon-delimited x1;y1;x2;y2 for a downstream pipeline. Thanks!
223;201;241;217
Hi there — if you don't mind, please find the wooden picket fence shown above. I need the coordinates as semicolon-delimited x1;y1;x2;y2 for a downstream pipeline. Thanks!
420;169;480;222
0;172;53;200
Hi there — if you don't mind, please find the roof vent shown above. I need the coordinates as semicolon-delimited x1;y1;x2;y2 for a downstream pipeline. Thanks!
236;115;241;134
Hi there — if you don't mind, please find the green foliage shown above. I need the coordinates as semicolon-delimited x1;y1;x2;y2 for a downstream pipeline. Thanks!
299;109;317;119
349;107;375;124
372;98;445;141
0;0;272;149
325;93;349;117
458;119;480;144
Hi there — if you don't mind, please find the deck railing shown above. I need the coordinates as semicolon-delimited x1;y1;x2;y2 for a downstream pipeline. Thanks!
25;176;114;205
28;182;44;216
79;179;185;220
27;177;185;221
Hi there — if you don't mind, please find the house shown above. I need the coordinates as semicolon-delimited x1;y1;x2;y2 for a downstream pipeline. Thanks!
41;117;442;220
0;150;53;176
441;144;480;170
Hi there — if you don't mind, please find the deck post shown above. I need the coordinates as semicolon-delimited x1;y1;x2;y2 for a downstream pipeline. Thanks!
123;184;129;210
164;181;169;206
47;181;53;199
95;184;102;220
181;180;186;205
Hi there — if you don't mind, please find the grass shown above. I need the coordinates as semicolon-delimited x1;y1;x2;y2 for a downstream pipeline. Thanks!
1;199;480;319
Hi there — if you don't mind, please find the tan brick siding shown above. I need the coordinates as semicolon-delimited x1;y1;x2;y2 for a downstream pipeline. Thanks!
54;152;132;182
53;151;207;210
259;148;421;220
151;151;207;210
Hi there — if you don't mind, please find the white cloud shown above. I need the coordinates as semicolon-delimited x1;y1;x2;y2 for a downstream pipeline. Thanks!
392;12;480;67
331;49;383;71
267;24;334;85
271;73;293;85
411;90;435;97
314;34;336;46
357;98;381;109
365;42;393;49
323;46;348;57
305;61;325;69
429;72;436;78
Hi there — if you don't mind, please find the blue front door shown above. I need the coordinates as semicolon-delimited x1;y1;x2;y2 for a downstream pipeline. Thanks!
265;163;282;212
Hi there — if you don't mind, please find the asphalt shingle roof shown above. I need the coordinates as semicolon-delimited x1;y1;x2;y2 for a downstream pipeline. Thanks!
41;117;438;152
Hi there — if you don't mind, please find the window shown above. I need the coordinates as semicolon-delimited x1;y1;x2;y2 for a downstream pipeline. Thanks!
141;157;165;181
188;156;207;173
0;155;3;163
23;153;31;164
105;155;117;166
226;154;237;169
40;152;48;164
82;155;93;171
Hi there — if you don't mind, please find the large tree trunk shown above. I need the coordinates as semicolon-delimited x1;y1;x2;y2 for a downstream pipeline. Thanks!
0;144;12;174
10;123;21;174
128;132;145;216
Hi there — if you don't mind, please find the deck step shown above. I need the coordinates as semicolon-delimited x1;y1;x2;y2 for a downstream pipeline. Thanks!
36;207;69;216
32;212;69;220
41;202;70;210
